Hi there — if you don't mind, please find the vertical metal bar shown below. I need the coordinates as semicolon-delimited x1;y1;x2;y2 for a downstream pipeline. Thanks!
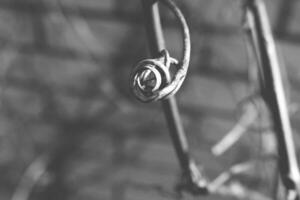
246;0;300;195
141;0;191;173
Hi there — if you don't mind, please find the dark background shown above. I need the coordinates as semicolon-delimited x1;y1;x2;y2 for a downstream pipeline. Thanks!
0;0;299;199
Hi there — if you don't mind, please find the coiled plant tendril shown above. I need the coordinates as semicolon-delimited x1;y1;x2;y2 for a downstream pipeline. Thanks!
130;0;191;102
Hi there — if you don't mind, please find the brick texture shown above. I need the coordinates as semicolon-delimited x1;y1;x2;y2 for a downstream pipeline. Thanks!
0;0;299;200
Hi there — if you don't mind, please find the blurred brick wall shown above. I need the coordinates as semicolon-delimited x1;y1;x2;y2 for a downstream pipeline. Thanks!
0;0;299;200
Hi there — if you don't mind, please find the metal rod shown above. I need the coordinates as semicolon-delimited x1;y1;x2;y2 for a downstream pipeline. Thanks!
246;0;300;195
141;0;191;173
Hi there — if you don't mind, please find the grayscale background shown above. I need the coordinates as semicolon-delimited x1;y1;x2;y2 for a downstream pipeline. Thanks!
0;0;299;199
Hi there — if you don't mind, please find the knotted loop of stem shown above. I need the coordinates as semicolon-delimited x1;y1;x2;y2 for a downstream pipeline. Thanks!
130;50;178;102
130;0;191;102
